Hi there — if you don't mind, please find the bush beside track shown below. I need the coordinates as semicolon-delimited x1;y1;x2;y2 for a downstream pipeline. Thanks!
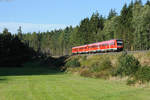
65;50;150;86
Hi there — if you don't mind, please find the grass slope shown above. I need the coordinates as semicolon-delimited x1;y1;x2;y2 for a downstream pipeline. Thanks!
0;62;150;100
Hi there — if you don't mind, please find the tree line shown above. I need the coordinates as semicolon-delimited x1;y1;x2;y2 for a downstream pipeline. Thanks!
0;28;36;66
1;0;150;57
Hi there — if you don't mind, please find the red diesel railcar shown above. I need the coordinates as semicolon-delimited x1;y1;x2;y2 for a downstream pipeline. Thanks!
72;39;123;54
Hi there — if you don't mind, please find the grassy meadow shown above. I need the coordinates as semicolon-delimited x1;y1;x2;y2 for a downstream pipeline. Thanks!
0;62;150;100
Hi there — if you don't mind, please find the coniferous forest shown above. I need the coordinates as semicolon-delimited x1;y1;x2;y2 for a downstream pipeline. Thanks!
1;0;150;59
0;28;36;66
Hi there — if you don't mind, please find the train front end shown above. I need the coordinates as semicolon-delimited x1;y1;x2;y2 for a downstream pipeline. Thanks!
116;39;124;51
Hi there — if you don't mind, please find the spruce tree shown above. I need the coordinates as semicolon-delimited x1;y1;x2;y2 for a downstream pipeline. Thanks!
17;26;23;40
146;0;150;6
108;9;117;20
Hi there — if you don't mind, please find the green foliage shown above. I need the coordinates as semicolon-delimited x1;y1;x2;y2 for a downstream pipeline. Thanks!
80;56;101;68
108;9;117;20
135;66;150;83
65;58;80;68
132;4;150;50
126;65;150;85
2;28;11;35
0;29;35;67
67;55;113;79
116;53;140;76
146;0;150;6
126;79;136;85
90;58;112;72
80;68;92;77
17;26;23;40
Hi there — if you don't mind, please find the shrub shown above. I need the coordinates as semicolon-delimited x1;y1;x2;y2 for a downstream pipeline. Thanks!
80;68;92;77
94;71;110;79
100;59;112;70
90;63;101;72
65;58;80;67
79;56;113;78
135;66;150;83
116;53;140;76
80;56;101;68
126;79;136;86
90;58;112;72
80;56;87;61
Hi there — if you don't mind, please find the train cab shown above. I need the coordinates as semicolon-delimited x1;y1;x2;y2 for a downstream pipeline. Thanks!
116;39;123;51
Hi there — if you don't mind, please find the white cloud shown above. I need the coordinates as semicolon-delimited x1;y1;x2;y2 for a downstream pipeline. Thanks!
0;22;68;33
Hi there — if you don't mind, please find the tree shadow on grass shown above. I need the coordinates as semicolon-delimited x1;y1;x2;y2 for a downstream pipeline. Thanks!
0;67;63;76
0;79;6;81
0;78;7;83
0;56;68;77
0;61;64;76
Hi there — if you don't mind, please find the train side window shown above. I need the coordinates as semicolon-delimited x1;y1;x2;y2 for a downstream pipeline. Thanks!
95;45;98;48
110;42;115;46
89;46;92;49
93;45;97;48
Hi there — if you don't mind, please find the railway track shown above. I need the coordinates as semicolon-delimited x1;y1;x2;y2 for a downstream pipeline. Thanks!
71;50;150;56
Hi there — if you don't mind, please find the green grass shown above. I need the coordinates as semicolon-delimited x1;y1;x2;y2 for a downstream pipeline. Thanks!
0;62;150;100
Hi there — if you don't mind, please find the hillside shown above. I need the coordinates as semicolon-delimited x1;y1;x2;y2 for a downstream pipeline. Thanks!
65;51;150;85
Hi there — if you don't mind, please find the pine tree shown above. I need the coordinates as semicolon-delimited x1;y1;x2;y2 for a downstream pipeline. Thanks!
134;0;142;5
108;9;117;20
76;18;90;45
132;1;143;50
146;0;150;6
89;12;100;42
17;26;23;40
2;28;11;35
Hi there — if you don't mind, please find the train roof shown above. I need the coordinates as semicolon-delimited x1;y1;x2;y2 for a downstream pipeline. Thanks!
72;45;88;49
88;39;116;46
72;39;123;49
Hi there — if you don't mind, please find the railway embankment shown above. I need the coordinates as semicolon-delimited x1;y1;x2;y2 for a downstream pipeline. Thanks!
64;51;150;86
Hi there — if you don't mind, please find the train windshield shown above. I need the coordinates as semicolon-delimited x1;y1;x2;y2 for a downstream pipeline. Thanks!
117;40;123;46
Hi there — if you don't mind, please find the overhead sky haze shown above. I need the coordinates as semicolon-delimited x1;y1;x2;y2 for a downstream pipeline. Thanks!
0;0;148;33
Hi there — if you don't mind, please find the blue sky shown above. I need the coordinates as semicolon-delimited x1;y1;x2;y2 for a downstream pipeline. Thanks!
0;0;148;33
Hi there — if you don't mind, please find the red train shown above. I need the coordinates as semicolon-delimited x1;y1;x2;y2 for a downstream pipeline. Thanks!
72;39;123;54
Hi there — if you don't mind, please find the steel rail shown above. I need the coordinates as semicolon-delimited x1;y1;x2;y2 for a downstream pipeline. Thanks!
70;50;150;56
